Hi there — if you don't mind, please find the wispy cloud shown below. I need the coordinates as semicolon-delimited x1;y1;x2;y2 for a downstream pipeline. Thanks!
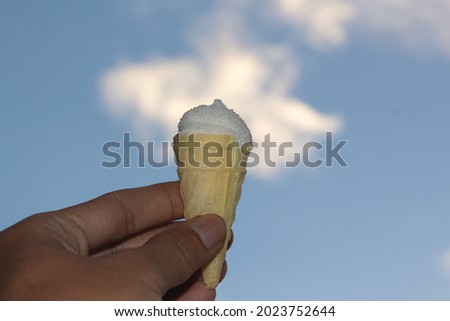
270;0;356;48
351;0;450;56
266;0;450;56
440;248;450;279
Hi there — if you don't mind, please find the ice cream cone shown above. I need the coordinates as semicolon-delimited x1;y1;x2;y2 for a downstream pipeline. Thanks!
173;133;251;289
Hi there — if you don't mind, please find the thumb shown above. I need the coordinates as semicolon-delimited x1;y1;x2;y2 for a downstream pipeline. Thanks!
140;214;226;295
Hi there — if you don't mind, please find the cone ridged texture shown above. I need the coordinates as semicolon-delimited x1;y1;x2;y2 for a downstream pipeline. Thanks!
173;133;250;289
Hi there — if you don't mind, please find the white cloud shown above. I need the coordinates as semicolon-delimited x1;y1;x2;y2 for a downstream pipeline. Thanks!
269;0;450;56
101;34;342;177
101;1;347;177
441;248;450;278
271;0;356;48
350;0;450;56
101;0;450;177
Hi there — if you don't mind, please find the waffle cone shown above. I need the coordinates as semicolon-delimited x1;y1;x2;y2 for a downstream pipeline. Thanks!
173;133;250;289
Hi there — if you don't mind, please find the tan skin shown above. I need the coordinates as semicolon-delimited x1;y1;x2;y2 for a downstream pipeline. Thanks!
0;181;230;300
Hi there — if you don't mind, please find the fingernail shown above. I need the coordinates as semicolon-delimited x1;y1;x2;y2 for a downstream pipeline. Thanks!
190;214;226;250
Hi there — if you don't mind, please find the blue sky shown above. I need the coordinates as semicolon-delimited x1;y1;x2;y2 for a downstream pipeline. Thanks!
1;0;450;300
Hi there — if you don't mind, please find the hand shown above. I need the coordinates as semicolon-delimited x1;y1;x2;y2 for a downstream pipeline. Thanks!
0;181;227;300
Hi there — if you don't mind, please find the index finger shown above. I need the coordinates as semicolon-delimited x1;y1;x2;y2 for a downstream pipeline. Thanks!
55;181;183;251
